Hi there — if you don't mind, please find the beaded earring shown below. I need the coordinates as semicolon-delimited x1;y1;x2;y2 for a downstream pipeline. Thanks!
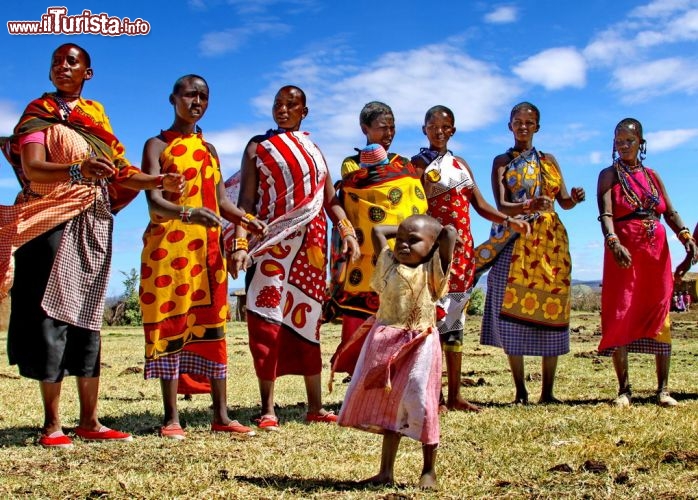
639;140;647;162
612;143;619;163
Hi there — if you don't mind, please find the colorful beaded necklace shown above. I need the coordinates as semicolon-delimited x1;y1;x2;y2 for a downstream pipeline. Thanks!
614;159;660;213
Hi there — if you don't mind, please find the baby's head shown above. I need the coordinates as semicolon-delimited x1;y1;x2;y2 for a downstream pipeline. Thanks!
394;214;441;267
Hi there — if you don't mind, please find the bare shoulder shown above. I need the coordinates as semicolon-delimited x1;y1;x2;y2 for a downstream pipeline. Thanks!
144;135;167;154
492;152;511;170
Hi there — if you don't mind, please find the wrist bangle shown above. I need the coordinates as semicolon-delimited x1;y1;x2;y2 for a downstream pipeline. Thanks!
522;199;532;214
69;163;84;183
156;174;165;189
597;212;613;221
336;218;357;240
231;237;249;253
605;232;620;249
502;215;511;226
239;213;257;227
179;206;194;223
678;228;692;244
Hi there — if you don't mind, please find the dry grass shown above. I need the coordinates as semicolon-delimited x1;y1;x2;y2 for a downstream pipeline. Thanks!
1;311;698;499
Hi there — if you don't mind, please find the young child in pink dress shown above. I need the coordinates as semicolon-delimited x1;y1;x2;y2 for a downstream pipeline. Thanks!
337;214;455;490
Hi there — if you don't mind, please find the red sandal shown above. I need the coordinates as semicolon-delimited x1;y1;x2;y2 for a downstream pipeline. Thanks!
75;426;133;442
39;431;73;449
305;411;338;423
254;415;280;431
211;420;256;436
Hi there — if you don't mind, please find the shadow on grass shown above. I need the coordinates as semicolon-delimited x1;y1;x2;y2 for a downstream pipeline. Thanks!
0;401;347;447
232;474;407;494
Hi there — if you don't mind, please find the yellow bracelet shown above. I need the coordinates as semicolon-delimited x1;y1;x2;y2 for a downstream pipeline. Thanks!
231;237;249;252
336;218;357;240
678;228;692;244
240;213;256;226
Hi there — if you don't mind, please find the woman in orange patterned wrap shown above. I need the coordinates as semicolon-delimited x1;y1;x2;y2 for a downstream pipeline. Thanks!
1;44;182;448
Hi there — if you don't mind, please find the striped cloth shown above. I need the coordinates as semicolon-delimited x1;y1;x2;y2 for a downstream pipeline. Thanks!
233;131;328;380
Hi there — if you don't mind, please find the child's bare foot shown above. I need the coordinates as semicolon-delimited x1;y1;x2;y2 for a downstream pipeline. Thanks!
358;474;393;486
419;471;438;490
438;404;449;414
447;398;482;412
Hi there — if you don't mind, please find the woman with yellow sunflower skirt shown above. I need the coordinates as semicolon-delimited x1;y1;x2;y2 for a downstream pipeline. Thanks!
475;102;585;405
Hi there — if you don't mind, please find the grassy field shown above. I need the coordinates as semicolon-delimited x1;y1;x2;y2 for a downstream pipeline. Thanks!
1;311;698;499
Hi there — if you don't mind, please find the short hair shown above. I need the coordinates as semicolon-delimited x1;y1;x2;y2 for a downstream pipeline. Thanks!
360;101;393;126
509;101;540;123
402;214;441;239
615;117;644;140
424;105;455;125
172;74;208;95
53;43;91;67
277;85;307;106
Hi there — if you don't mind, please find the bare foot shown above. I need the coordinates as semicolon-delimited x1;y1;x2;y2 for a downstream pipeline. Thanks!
438;404;449;415
447;399;482;412
419;471;438;490
358;474;393;487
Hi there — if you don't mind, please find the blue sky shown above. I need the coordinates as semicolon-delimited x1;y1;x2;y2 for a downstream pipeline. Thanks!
2;0;698;296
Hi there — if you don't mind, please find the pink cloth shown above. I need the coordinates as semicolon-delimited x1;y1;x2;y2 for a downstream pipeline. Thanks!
19;130;45;145
599;167;671;351
337;322;442;445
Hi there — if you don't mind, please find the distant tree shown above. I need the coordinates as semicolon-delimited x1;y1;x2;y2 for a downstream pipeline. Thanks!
120;268;142;325
570;284;601;312
104;268;142;326
467;288;485;316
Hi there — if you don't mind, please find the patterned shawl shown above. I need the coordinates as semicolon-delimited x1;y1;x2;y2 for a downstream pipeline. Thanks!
0;93;140;212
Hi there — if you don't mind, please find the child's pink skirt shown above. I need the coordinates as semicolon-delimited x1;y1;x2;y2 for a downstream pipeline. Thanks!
337;321;442;445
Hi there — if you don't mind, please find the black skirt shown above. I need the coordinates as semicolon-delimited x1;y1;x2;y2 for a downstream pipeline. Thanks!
7;223;101;383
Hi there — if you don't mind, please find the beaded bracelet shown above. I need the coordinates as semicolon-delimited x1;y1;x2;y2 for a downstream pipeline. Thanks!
231;237;249;253
156;174;165;189
605;232;620;249
179;206;194;223
68;163;84;183
678;227;691;242
597;212;613;221
336;218;357;239
239;213;257;227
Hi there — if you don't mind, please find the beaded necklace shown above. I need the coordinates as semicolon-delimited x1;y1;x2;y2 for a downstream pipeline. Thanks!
53;94;74;121
614;159;660;213
614;159;661;245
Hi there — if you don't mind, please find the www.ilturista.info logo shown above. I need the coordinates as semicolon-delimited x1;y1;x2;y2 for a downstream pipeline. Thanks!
7;7;150;36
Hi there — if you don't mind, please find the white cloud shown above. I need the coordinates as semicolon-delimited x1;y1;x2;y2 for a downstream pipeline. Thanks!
611;57;698;100
589;151;604;164
645;128;698;151
0;100;20;136
204;125;266;177
513;47;587;90
585;3;698;67
484;6;518;24
199;22;291;56
227;42;521;177
629;0;695;19
225;0;320;15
